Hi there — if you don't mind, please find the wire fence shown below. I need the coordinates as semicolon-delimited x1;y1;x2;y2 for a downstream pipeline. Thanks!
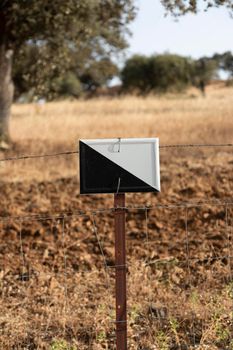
0;143;232;349
0;200;232;349
0;142;233;163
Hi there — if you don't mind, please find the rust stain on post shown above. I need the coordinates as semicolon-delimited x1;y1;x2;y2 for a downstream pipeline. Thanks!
114;193;127;350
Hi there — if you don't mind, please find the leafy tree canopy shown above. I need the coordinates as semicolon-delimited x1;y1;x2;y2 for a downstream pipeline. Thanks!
161;0;233;16
121;55;152;93
13;43;119;100
121;54;195;94
212;51;233;77
0;0;135;97
191;57;217;95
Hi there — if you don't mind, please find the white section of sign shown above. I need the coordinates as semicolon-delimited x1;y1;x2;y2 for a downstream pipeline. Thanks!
80;138;160;191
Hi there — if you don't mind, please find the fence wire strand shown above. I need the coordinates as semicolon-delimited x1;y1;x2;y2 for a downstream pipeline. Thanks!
0;199;232;223
0;142;232;163
226;205;233;281
61;217;68;311
19;219;28;282
91;214;110;288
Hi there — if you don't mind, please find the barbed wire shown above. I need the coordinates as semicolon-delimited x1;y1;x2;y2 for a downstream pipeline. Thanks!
0;150;78;162
160;143;233;149
0;142;232;163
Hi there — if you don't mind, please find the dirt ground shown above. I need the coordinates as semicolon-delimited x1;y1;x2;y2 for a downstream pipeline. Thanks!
0;87;232;349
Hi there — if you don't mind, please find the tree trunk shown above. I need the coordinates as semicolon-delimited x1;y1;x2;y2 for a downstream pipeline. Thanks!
0;43;14;146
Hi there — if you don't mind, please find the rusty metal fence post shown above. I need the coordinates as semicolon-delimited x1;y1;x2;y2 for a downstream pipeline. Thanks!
114;193;127;350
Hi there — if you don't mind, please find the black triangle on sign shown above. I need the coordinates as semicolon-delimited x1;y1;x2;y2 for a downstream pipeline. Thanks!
80;141;158;194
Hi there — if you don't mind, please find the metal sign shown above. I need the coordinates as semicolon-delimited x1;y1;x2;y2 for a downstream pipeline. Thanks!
79;138;160;194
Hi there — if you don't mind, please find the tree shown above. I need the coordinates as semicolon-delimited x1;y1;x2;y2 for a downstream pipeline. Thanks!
121;55;152;93
13;46;119;99
0;0;135;145
213;51;233;79
55;73;83;99
148;54;192;92
223;52;233;78
191;57;217;96
79;58;118;94
121;54;193;94
13;43;40;100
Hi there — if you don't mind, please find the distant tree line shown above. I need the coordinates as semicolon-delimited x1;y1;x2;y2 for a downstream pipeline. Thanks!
121;52;233;96
13;50;233;101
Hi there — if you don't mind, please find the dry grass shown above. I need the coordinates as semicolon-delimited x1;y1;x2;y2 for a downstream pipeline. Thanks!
1;84;232;182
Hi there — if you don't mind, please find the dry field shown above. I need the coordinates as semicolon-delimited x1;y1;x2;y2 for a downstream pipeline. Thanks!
0;85;233;349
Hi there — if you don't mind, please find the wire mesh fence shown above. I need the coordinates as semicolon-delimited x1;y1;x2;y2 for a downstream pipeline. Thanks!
0;143;232;349
0;200;232;349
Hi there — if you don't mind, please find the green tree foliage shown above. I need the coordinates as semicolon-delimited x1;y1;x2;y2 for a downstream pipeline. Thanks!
13;43;39;99
148;54;193;92
213;51;233;78
1;0;135;97
55;73;83;99
121;55;152;93
79;58;118;93
13;45;118;99
223;52;233;77
52;58;118;98
122;54;194;94
191;57;217;95
161;0;233;16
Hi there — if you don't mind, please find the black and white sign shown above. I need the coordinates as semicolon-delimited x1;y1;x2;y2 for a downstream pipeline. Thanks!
79;138;160;194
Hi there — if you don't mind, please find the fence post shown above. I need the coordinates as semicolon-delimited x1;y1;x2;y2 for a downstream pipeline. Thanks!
114;193;127;350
